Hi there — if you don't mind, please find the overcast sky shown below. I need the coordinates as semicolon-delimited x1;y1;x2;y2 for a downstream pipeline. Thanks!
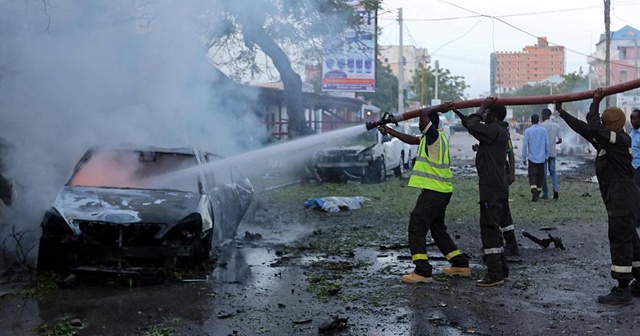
378;0;640;98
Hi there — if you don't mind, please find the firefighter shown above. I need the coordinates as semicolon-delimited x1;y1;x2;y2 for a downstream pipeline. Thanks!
468;121;520;256
378;102;470;283
499;119;519;255
555;89;640;305
453;97;509;287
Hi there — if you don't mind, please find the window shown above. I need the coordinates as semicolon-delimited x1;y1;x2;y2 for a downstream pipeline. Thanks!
620;48;627;60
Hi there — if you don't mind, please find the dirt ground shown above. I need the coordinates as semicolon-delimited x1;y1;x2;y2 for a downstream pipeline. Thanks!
2;132;640;336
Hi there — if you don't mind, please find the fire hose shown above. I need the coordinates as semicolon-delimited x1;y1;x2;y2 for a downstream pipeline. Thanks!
365;77;640;130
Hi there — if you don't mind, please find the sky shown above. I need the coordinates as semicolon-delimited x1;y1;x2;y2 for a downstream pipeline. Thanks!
378;0;640;98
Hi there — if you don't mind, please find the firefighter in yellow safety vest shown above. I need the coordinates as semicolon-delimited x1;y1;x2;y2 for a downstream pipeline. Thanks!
378;102;470;283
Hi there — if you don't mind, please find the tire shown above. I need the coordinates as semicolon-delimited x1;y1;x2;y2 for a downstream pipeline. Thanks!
363;157;386;184
377;158;387;183
404;150;413;169
393;158;404;177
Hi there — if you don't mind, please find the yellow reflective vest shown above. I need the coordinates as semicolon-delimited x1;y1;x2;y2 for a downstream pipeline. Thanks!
408;130;453;193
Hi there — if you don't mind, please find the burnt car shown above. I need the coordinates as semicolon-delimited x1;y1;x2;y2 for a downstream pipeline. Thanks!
36;146;253;275
313;128;405;183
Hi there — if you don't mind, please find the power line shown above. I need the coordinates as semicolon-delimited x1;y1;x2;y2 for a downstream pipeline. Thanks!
378;1;640;22
435;0;639;71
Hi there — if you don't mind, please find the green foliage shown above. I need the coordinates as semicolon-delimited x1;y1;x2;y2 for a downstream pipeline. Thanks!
360;60;398;112
145;325;175;336
211;0;383;80
34;319;83;336
501;71;591;122
410;65;469;107
262;172;605;232
21;273;60;298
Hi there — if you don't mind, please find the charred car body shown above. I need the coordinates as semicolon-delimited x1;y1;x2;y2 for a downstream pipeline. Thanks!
313;129;404;183
37;146;253;275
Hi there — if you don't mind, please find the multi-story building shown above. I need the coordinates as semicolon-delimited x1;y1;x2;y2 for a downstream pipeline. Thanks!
379;45;430;83
490;37;565;94
588;25;640;86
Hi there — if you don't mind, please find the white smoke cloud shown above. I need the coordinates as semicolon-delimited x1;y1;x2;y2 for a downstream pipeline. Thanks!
0;0;266;255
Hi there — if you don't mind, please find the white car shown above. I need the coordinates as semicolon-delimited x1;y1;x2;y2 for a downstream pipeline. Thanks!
313;128;405;183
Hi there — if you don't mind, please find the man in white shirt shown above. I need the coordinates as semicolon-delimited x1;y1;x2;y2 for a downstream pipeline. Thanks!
540;108;562;199
630;109;640;227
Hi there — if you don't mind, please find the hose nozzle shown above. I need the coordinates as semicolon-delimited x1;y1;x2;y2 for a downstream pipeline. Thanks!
365;112;398;130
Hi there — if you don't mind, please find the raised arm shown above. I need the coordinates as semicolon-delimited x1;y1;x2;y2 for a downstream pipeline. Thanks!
378;125;420;145
555;101;596;148
466;97;500;144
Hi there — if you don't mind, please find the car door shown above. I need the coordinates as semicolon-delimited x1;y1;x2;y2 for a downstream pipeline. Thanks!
204;153;254;242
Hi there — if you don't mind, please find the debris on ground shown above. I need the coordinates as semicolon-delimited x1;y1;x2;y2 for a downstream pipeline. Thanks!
243;231;263;241
303;196;368;213
318;315;349;333
522;231;566;250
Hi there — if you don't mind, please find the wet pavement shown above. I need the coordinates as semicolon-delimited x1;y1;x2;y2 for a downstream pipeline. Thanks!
3;133;640;336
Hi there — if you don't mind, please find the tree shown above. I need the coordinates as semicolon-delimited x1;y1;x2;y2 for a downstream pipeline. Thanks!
209;0;382;137
410;65;468;107
501;71;590;122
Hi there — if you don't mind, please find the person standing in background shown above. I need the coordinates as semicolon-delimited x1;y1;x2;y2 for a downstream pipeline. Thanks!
629;108;640;227
540;108;562;200
522;114;548;202
499;120;519;255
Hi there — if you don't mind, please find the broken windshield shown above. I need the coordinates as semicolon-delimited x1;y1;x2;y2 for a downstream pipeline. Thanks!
69;149;199;193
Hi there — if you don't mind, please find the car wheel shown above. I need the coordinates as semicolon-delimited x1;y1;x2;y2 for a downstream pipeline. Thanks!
393;157;404;177
362;157;386;184
377;158;387;183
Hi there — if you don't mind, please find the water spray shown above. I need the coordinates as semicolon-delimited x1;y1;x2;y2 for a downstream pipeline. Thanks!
366;78;640;129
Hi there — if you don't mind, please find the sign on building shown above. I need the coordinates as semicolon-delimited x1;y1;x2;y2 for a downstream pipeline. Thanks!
321;1;376;92
617;90;640;108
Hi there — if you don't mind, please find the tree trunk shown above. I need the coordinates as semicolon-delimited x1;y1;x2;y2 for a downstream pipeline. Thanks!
241;26;313;138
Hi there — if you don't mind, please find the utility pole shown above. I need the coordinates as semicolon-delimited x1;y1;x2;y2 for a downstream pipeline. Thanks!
420;62;425;106
434;60;439;101
397;8;403;113
604;0;611;106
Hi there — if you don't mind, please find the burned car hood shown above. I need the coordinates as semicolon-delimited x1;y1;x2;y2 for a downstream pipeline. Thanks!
53;186;201;235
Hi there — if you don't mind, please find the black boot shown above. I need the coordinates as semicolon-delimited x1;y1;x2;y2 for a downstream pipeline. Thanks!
630;280;640;297
502;230;519;256
597;286;632;305
476;254;505;287
501;254;510;280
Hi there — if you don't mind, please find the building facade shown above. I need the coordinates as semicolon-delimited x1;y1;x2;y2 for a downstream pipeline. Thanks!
379;45;430;84
588;25;640;87
490;37;565;94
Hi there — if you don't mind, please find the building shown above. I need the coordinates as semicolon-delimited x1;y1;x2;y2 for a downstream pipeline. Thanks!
588;25;640;87
379;45;430;83
490;37;565;94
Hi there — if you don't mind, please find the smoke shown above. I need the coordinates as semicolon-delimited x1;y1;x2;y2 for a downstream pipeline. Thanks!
0;1;266;256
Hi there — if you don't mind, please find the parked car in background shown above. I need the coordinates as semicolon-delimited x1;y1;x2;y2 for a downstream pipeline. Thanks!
313;127;405;183
36;146;254;276
449;121;466;134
